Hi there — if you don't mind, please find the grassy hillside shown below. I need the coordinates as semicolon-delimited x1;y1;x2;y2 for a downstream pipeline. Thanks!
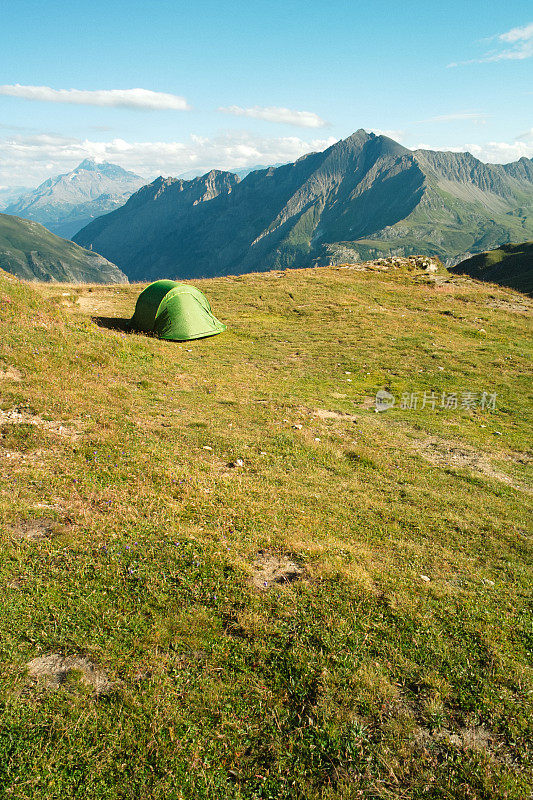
0;261;531;799
450;241;533;295
0;213;127;283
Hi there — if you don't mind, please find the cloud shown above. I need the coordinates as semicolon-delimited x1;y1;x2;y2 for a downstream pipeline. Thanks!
448;22;533;66
371;128;405;141
219;105;327;128
0;131;337;186
413;139;533;163
516;127;533;141
0;84;190;110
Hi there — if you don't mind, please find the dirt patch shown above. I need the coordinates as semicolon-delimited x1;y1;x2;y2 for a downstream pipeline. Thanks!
251;551;303;589
0;366;22;381
9;519;64;541
414;436;530;490
416;725;500;758
26;654;120;695
486;298;532;315
0;408;79;439
312;408;358;422
76;294;117;315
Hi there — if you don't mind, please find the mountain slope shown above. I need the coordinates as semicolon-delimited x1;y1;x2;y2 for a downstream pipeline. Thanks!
0;213;127;283
0;186;29;211
449;240;533;295
5;160;145;239
0;264;531;798
74;131;533;281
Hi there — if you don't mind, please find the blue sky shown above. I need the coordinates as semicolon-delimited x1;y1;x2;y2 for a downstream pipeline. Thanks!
0;0;532;187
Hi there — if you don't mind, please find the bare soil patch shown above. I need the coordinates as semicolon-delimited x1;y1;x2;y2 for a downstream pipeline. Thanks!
0;408;79;439
26;654;120;695
0;366;22;381
251;551;303;589
486;298;532;315
414;436;530;490
312;408;358;422
10;519;64;541
416;725;504;760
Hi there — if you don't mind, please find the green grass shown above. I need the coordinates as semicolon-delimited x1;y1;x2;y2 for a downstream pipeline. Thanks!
0;264;532;799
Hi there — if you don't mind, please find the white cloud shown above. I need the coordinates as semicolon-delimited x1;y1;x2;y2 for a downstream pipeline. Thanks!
0;131;337;186
448;22;533;66
499;21;533;44
412;139;533;163
0;84;190;110
219;105;327;128
371;128;405;141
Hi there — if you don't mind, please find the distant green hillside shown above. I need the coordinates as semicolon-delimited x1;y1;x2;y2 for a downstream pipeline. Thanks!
449;241;533;295
0;213;127;283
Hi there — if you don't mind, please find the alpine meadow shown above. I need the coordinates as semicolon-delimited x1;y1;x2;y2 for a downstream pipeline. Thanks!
0;1;532;798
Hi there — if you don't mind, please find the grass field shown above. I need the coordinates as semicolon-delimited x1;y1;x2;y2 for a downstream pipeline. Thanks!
0;262;531;799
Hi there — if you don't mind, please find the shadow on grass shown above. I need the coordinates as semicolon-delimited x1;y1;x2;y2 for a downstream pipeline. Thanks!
92;316;131;332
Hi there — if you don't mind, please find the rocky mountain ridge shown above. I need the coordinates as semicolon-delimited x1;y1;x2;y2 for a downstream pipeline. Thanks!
73;131;533;281
5;160;145;239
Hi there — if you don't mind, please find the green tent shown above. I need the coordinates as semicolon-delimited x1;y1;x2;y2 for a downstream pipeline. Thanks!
129;280;226;341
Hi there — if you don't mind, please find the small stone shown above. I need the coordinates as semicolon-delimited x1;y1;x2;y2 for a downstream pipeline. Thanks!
420;575;431;582
202;445;213;450
482;578;495;586
292;424;303;430
493;431;502;436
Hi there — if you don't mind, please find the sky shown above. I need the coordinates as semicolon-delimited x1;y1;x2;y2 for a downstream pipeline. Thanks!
0;0;532;188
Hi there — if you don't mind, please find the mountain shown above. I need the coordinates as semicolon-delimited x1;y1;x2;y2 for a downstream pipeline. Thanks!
0;186;31;211
450;241;533;295
178;163;284;180
0;212;127;283
73;131;533;282
5;160;146;239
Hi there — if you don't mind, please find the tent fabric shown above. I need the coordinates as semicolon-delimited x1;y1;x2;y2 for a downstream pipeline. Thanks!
130;280;226;341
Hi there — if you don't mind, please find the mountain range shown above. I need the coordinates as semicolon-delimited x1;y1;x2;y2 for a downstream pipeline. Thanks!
0;213;127;283
5;160;146;239
0;186;29;211
73;130;533;282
